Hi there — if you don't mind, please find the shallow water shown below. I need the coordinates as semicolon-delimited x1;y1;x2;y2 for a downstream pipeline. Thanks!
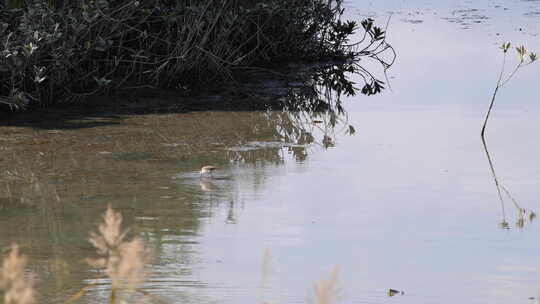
1;0;540;303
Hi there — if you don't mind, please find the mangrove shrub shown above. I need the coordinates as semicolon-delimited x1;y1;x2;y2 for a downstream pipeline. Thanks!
0;0;391;110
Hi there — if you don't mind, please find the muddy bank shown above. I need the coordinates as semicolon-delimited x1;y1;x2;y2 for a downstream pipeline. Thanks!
0;57;389;130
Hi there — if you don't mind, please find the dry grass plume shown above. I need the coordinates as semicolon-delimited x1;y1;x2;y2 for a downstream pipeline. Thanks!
87;205;149;302
0;244;35;304
313;266;340;304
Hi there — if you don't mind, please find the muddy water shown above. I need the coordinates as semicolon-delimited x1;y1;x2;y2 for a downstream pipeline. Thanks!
2;0;540;303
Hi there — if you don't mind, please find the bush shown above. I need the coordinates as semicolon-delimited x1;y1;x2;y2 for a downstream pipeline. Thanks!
0;0;391;110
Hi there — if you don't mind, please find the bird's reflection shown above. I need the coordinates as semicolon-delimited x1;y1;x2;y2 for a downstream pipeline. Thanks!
199;180;219;192
226;200;236;224
198;180;237;223
482;136;536;229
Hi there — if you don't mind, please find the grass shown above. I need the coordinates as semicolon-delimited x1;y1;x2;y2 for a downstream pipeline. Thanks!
313;266;340;304
0;245;35;304
85;205;149;303
0;205;343;304
0;206;151;304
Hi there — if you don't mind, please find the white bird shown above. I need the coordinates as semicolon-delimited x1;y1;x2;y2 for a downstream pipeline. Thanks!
200;165;218;178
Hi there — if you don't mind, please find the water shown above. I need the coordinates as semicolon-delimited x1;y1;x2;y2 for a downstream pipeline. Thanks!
1;0;540;303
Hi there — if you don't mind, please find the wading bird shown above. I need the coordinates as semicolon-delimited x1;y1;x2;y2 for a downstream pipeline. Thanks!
200;165;218;178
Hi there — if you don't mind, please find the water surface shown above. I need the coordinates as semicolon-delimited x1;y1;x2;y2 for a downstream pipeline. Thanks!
1;0;540;303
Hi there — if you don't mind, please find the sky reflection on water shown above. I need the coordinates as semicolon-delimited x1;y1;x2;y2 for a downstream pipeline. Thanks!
185;1;540;303
1;1;540;304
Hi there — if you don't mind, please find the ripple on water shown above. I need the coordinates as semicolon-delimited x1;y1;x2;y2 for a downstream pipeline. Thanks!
226;141;309;152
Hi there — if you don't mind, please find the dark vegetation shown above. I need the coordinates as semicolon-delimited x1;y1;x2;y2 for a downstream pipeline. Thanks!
0;0;394;113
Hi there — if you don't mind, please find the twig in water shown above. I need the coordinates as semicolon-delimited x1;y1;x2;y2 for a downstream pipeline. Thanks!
481;43;536;139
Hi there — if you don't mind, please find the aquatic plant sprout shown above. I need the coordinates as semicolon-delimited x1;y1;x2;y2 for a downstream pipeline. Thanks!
481;42;537;229
481;42;537;138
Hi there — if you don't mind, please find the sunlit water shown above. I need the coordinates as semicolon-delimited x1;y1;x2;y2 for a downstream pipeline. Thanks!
1;0;540;303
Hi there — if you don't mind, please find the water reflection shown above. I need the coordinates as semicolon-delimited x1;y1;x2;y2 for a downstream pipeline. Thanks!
0;67;377;302
283;39;394;141
481;136;536;230
0;13;399;303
